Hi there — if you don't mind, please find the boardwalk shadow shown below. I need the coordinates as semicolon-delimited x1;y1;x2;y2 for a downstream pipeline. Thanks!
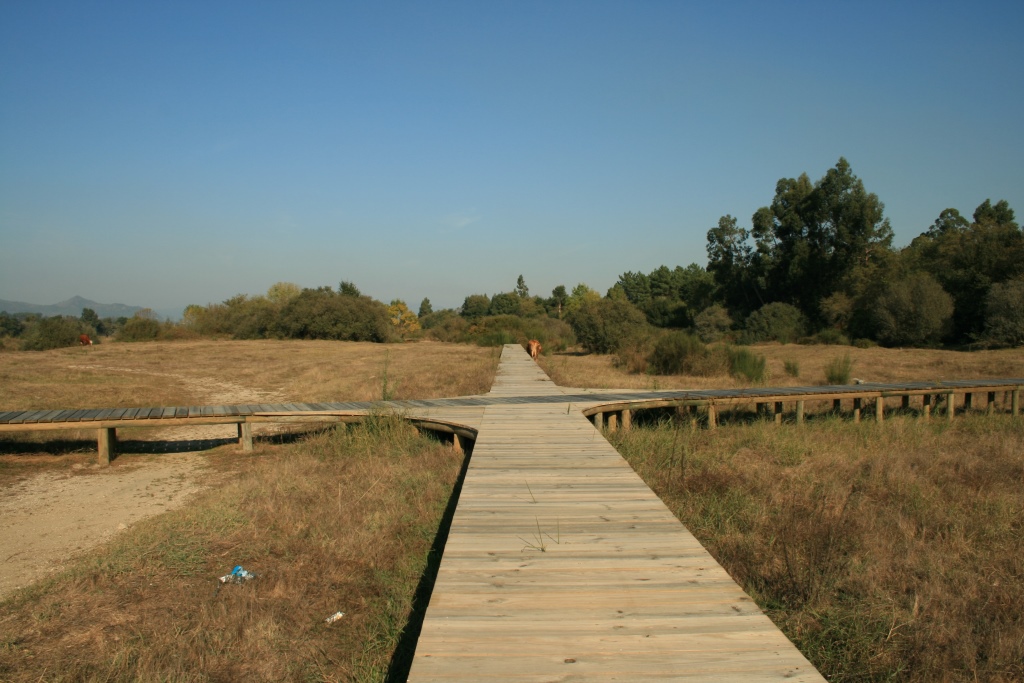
385;442;474;682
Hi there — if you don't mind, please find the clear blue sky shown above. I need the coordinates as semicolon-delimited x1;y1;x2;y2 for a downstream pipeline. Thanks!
2;1;1022;316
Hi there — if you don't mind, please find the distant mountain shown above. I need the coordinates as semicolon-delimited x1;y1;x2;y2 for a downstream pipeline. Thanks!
0;296;143;319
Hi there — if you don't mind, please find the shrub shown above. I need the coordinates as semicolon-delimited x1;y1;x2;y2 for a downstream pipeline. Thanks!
275;287;393;342
728;346;768;383
21;316;84;350
568;298;649;354
872;272;953;347
420;310;468;342
808;328;850;346
784;359;800;377
742;302;808;344
824;353;854;385
648;331;707;375
118;316;161;341
0;311;25;338
614;332;656;374
853;338;877;349
694;304;732;343
983;276;1024;347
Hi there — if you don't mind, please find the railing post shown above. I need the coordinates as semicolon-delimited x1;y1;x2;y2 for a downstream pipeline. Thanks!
592;412;603;430
987;392;996;416
238;421;253;452
453;433;464;454
774;402;783;425
947;392;956;421
923;394;931;420
97;427;116;466
853;398;862;423
876;396;884;423
607;412;618;433
706;403;717;430
621;409;632;431
796;400;805;426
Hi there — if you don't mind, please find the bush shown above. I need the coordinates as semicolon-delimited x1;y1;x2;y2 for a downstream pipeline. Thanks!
808;328;850;346
694;304;732;343
614;332;657;374
648;331;707;375
118;316;161;341
983;276;1024;347
784;359;800;377
21;316;84;350
0;311;26;338
824;353;854;385
742;302;808;344
872;272;953;347
420;310;468;342
276;287;393;342
728;347;768;383
568;298;649;354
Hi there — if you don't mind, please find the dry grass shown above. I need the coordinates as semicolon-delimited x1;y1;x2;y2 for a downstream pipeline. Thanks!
0;340;493;681
0;339;500;412
0;415;465;682
611;415;1024;682
0;340;498;479
539;344;1024;390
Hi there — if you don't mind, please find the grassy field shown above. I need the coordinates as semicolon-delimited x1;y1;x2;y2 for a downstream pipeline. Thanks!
1;339;1022;681
539;342;1024;390
0;340;497;682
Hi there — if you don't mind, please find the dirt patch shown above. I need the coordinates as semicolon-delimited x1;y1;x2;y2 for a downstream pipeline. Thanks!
0;453;204;599
0;366;287;601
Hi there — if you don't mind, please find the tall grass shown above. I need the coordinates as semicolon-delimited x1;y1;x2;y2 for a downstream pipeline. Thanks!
727;346;768;384
0;419;465;681
610;415;1024;682
824;352;854;384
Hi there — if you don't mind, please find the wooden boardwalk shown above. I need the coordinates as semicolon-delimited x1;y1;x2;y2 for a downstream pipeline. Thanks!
407;345;825;681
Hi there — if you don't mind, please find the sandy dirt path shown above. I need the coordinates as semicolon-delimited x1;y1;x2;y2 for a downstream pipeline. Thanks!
0;454;204;598
0;366;288;601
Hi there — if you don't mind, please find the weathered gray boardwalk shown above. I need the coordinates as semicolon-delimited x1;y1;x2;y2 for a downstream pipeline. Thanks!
406;345;825;681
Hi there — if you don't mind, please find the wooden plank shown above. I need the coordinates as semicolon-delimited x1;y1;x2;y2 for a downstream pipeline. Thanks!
409;344;824;682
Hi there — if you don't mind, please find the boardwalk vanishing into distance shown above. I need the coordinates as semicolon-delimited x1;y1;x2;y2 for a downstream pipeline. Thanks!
406;345;825;681
2;346;1023;679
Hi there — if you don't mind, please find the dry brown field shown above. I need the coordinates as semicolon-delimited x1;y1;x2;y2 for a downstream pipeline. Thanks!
540;342;1024;390
1;339;1021;682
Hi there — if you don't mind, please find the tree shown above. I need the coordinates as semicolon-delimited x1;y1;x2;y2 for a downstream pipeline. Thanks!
549;286;568;318
743;302;808;344
461;294;491;319
983;276;1024;347
749;158;893;322
567;298;648;354
0;311;25;338
276;287;392;342
706;214;760;315
267;282;300;304
564;283;600;317
515;275;529;299
80;307;105;335
22;316;84;350
388;299;421;336
908;199;1023;340
615;271;651;306
489;292;521;316
694;304;732;343
418;297;433;317
338;281;362;297
872;273;953;347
